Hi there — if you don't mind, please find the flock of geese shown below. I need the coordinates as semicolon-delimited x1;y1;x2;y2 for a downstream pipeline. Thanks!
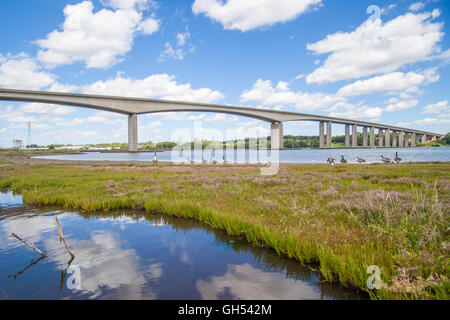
327;152;402;165
151;152;232;165
152;151;403;166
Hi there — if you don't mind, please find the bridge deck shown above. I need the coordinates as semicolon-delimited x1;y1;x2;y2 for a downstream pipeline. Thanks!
0;88;443;137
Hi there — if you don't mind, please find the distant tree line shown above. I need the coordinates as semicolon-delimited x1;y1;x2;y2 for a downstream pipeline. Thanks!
48;132;448;150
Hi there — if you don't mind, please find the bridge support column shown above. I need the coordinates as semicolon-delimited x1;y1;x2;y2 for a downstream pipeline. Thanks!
399;131;404;147
326;121;332;148
370;127;375;147
352;124;358;148
405;133;410;147
392;131;397;147
270;122;283;150
345;124;350;148
378;129;383;147
128;114;138;152
385;129;391;148
422;134;427;144
411;133;417;147
363;127;368;147
319;122;325;148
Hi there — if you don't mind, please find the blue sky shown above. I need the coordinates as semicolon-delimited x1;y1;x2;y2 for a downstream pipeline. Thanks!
0;0;449;147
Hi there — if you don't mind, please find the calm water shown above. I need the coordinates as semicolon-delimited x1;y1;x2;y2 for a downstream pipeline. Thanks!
34;147;450;164
0;191;366;300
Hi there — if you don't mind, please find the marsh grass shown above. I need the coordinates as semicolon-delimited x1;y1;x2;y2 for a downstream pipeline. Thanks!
0;161;448;299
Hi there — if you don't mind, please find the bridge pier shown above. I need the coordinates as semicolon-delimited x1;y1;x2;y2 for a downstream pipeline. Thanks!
319;122;325;148
411;133;417;147
422;134;427;144
370;127;375;147
363;127;368;147
378;129;383;147
399;131;404;147
392;131;397;147
326;121;332;148
352;124;358;148
385;129;391;148
270;122;283;150
345;124;350;148
405;133;410;147
128;114;138;152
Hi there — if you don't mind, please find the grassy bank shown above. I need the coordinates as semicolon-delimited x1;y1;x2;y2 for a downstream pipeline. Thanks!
0;156;448;299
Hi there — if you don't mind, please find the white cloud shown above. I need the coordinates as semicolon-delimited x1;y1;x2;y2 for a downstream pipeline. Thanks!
409;2;425;12
8;122;52;130
399;118;450;127
337;69;439;96
158;43;185;61
101;0;149;10
192;0;322;32
174;113;231;122
147;120;163;133
327;102;383;121
55;118;85;127
306;11;444;84
0;53;56;90
19;103;75;116
36;1;160;69
385;99;419;112
138;17;160;35
204;114;239;123
422;100;449;114
158;28;192;62
48;82;80;93
83;73;224;103
176;30;190;46
196;263;322;300
186;114;205;121
381;4;397;15
240;79;344;111
55;114;126;127
0;107;38;123
148;112;190;121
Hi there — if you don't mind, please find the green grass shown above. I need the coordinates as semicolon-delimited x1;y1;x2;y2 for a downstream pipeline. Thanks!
0;159;448;299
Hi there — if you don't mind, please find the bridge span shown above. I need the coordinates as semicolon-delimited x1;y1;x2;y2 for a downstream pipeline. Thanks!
0;88;443;151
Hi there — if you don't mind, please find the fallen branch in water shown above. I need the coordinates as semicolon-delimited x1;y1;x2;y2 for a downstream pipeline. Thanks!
9;233;47;257
55;216;75;259
59;254;75;291
8;255;46;279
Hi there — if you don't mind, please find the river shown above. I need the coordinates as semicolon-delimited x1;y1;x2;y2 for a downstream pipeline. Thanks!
0;191;367;300
33;147;450;164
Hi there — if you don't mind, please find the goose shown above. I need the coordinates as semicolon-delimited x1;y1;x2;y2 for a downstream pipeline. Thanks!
327;157;335;165
394;152;402;163
380;155;391;164
152;152;158;163
210;159;218;165
356;156;366;164
202;158;208;165
340;155;347;164
223;156;230;165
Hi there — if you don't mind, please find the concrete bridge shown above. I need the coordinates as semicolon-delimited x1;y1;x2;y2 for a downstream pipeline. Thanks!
0;88;443;151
